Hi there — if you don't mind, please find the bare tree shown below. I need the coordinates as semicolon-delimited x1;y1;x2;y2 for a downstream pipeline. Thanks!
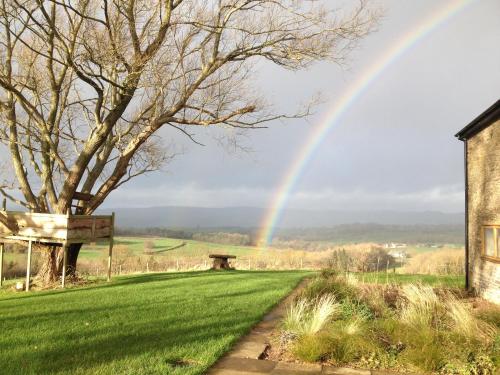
0;0;378;285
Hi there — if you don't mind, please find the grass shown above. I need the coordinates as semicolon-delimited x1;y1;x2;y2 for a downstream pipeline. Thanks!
0;270;308;375
80;237;258;259
355;272;464;288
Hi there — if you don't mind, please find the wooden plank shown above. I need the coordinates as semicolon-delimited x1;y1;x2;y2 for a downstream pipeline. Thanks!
107;213;115;282
0;212;18;234
72;192;94;202
62;244;68;288
26;240;32;292
209;254;237;259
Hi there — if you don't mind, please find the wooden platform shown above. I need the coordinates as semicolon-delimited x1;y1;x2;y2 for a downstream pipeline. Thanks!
0;211;113;244
0;210;115;291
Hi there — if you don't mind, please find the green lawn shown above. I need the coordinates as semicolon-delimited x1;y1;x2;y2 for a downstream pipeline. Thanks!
80;237;259;260
0;270;308;375
355;272;464;288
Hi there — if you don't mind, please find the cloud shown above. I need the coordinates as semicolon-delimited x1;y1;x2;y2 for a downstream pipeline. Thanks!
102;183;464;213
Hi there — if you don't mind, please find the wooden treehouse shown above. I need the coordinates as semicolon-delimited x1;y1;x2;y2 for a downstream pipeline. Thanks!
0;197;115;291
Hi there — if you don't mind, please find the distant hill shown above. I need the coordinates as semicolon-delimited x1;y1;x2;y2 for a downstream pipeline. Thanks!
99;206;464;229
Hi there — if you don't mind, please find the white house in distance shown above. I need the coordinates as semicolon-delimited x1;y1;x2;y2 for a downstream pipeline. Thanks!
456;99;500;304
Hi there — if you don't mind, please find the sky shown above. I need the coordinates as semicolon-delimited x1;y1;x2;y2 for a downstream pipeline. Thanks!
101;0;500;213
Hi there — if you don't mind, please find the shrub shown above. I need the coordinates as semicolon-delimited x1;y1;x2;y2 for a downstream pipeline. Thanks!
339;298;374;321
143;240;155;254
358;284;396;318
440;354;495;375
326;322;378;366
399;327;446;372
292;333;332;362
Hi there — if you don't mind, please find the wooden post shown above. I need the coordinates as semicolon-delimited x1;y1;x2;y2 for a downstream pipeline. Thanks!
26;240;32;291
0;242;4;287
62;243;68;288
107;212;115;282
0;198;5;286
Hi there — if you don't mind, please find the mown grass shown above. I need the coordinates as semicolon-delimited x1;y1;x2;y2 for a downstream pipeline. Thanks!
80;236;258;259
355;272;464;288
0;270;308;375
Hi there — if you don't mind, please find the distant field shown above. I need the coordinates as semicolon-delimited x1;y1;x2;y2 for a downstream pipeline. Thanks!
80;236;258;260
0;270;308;375
2;237;465;280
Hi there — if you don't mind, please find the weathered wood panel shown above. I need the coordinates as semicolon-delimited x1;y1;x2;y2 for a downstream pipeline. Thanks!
67;217;112;241
0;212;113;243
3;212;68;239
0;211;19;234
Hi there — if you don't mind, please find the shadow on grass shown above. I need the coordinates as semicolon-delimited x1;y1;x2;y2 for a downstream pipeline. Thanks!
0;270;308;375
0;270;307;301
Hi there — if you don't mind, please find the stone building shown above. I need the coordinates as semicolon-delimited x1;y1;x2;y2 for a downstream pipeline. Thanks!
456;99;500;304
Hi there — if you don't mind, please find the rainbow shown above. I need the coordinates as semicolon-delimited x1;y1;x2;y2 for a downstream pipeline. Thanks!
258;0;475;246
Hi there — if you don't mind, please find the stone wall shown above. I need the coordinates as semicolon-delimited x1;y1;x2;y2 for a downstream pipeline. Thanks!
467;119;500;304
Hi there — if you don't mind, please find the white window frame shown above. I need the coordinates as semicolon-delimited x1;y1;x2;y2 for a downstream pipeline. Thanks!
482;225;500;263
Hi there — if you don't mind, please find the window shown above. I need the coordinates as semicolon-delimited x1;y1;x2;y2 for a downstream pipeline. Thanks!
482;225;500;262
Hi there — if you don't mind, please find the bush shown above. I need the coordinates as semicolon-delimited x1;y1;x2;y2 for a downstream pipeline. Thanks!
398;327;445;372
339;298;374;321
327;321;378;365
143;240;155;254
292;333;332;362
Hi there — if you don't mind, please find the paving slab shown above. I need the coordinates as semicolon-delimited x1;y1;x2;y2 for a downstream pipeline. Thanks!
209;369;270;375
272;362;322;374
322;367;370;375
228;341;269;359
209;357;277;374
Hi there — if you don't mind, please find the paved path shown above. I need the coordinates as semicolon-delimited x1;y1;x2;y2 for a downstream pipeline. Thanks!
207;280;410;375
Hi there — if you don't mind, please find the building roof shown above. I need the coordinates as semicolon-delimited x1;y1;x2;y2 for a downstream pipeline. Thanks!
455;99;500;141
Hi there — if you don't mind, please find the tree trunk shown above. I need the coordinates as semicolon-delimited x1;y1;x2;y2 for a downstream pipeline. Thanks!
35;243;83;285
66;243;83;276
36;245;61;285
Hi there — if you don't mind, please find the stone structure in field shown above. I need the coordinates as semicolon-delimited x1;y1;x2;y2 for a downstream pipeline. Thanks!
456;99;500;304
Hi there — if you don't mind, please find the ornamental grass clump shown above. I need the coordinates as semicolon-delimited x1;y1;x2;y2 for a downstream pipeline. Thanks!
400;284;444;329
283;294;339;336
445;293;496;343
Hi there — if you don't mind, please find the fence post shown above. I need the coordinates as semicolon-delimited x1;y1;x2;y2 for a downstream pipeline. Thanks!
0;242;4;287
26;240;33;291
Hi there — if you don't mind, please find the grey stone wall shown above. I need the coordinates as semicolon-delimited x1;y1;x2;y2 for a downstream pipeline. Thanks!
467;119;500;303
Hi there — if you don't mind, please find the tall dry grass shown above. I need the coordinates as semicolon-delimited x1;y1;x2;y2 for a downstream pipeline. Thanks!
400;284;496;343
400;284;443;328
402;249;464;275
